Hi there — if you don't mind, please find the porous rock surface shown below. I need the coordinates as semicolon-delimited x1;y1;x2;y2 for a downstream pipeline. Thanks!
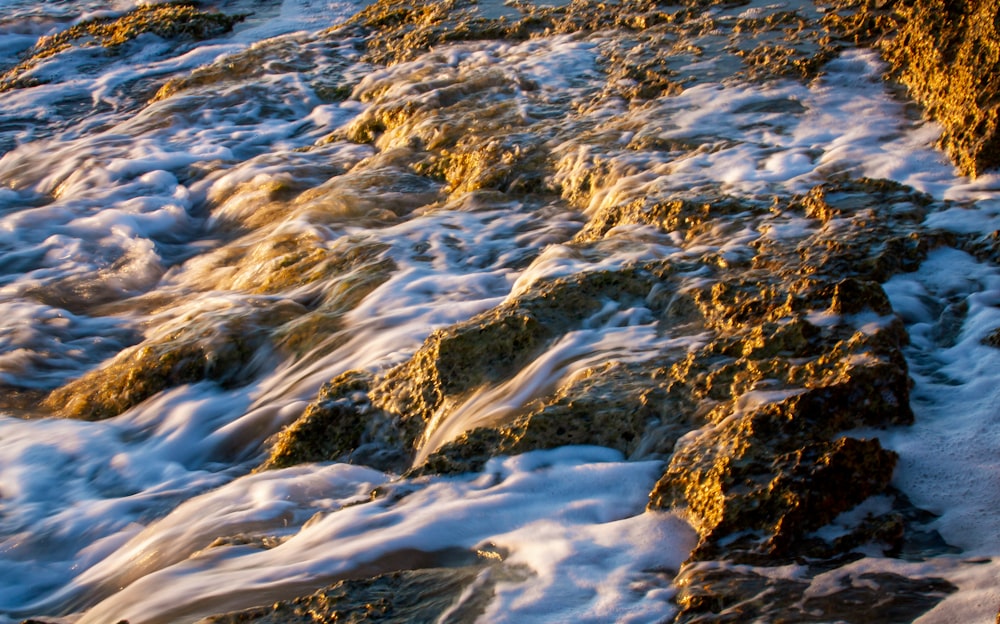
26;0;992;620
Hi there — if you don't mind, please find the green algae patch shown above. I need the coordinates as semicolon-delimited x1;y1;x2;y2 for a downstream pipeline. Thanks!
881;0;1000;177
0;3;244;92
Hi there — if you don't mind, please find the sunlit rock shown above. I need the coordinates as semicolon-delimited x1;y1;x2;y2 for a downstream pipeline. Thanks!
882;0;1000;177
44;301;301;420
261;370;380;471
0;3;244;92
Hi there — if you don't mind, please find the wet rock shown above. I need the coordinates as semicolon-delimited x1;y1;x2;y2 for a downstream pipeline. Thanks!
370;265;663;447
736;41;839;82
21;621;128;624
260;370;377;471
821;0;898;47
600;34;686;101
198;564;518;624
574;196;756;243
414;427;514;476
415;358;697;475
371;308;547;446
45;301;300;421
651;418;900;558
152;35;352;103
881;0;1000;177
340;67;553;198
983;327;1000;348
798;178;932;224
673;562;956;623
1;3;244;92
348;0;688;68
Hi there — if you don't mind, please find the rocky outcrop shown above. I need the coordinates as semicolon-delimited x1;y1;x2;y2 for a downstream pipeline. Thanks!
0;3;244;92
36;0;985;619
881;0;1000;177
268;177;940;564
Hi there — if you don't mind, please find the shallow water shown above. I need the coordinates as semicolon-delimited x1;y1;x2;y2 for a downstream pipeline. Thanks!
0;0;998;622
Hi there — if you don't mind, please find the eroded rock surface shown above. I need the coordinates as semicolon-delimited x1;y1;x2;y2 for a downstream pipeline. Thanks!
882;0;1000;177
22;0;993;620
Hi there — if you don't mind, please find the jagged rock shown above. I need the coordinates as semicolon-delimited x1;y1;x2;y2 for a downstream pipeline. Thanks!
881;0;1000;177
1;3;244;92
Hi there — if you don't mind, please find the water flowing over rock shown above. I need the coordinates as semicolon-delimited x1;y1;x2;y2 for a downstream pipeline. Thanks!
2;0;998;621
1;3;245;92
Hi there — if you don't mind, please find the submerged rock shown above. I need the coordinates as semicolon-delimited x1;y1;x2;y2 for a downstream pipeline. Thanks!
44;301;300;421
198;564;520;624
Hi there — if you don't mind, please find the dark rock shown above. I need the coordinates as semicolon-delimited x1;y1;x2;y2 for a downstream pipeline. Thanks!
198;565;521;624
983;327;1000;348
673;564;956;623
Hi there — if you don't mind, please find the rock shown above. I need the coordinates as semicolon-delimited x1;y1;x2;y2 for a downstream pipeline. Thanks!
260;370;377;471
673;564;956;623
574;196;756;243
1;4;245;92
367;265;664;450
198;565;521;624
881;0;1000;177
45;301;300;421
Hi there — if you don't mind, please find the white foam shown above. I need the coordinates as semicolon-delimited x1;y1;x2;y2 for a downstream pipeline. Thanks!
63;447;693;624
1;2;1000;622
877;249;1000;557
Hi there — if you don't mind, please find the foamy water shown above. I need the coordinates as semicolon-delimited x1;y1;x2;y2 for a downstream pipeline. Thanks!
1;0;998;621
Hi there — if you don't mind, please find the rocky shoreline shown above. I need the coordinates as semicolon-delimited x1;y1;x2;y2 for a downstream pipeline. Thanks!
9;0;1000;621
